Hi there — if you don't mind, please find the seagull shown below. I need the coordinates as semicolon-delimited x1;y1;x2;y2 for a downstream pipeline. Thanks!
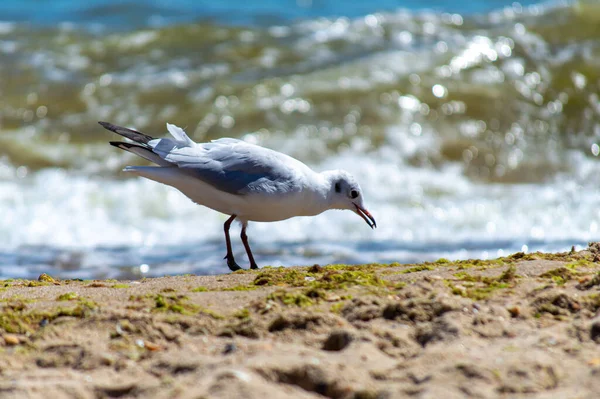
99;121;376;271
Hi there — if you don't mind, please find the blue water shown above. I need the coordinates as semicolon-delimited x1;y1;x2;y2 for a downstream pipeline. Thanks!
1;0;547;27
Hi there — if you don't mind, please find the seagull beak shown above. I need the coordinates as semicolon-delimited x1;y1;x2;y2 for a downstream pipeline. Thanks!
354;203;377;229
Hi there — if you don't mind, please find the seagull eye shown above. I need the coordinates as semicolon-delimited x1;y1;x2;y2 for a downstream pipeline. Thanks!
335;182;341;193
350;190;359;199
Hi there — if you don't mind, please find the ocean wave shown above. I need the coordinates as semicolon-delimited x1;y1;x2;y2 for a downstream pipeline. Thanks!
0;1;597;183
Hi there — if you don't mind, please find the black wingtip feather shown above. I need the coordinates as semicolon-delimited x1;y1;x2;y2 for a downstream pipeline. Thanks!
98;121;154;144
108;140;173;167
109;141;144;149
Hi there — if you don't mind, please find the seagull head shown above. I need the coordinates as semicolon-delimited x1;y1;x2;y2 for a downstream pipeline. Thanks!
325;170;376;229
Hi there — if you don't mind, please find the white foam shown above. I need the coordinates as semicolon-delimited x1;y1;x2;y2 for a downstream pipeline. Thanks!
1;143;596;256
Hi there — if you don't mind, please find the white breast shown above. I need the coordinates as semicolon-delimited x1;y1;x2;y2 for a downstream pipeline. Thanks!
126;166;329;223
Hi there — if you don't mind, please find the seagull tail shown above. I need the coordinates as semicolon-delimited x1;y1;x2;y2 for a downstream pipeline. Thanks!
166;123;195;147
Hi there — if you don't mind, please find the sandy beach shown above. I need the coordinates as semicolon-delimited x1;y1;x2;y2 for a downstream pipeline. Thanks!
0;248;599;398
3;1;600;397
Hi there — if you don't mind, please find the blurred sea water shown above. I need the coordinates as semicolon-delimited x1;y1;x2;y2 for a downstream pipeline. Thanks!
1;0;546;26
1;0;600;279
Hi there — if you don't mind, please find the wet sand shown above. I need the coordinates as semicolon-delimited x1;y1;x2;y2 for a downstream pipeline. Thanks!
1;248;600;398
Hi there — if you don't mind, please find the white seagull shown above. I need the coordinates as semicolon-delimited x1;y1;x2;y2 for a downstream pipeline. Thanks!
99;121;376;271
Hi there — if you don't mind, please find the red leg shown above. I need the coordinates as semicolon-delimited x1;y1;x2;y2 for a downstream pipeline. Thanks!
240;223;259;269
223;215;241;271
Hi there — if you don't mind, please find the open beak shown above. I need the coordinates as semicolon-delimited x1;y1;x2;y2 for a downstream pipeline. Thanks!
354;203;377;229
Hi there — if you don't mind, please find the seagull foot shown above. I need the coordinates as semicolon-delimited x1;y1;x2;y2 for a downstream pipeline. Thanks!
224;255;242;272
249;262;259;270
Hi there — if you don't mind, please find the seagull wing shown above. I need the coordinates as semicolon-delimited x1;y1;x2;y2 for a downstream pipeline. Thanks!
153;138;300;196
101;121;303;196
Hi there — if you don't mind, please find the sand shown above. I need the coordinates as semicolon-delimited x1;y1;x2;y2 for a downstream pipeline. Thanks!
1;248;600;398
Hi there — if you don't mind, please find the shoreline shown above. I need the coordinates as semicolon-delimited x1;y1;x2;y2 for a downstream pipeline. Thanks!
1;249;600;398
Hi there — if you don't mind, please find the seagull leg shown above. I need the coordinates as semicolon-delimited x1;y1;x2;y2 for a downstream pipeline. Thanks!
240;222;259;269
223;215;242;271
